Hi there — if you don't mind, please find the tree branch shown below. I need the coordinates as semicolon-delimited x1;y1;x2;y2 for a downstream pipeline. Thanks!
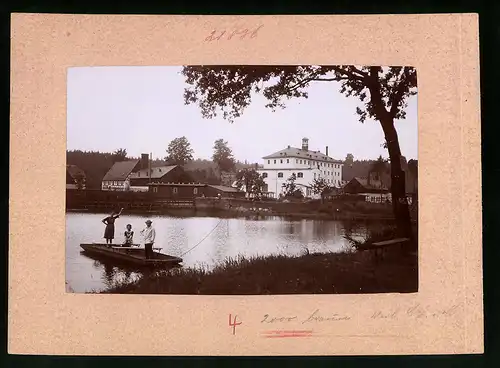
286;75;349;93
348;66;370;78
315;77;346;82
330;66;366;81
389;68;410;117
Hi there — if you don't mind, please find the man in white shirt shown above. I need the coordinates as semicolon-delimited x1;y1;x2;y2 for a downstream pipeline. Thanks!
140;220;156;259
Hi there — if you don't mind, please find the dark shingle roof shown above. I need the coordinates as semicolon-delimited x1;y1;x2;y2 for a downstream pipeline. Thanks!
263;146;343;163
102;160;139;181
352;177;389;191
207;185;242;193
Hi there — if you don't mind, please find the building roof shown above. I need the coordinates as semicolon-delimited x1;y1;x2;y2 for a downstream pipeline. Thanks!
102;160;139;181
129;165;177;179
207;185;243;193
148;182;206;187
351;176;389;191
66;164;86;179
263;146;343;163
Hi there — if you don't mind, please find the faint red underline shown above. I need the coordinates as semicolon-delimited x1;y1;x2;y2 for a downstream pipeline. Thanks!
261;330;313;338
261;331;408;338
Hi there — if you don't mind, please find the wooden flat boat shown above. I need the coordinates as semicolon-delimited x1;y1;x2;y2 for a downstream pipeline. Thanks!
80;243;183;267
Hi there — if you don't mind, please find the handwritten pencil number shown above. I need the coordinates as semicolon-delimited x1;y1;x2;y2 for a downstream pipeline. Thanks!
205;25;263;42
228;314;242;335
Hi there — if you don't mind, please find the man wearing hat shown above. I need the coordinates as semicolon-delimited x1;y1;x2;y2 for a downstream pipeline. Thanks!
140;220;156;259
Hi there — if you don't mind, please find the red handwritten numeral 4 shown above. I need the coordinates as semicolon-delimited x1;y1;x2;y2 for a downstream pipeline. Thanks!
229;314;242;335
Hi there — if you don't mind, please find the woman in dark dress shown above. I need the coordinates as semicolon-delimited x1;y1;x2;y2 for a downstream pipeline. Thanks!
102;208;123;245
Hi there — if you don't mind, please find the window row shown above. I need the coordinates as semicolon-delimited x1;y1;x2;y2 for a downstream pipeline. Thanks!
103;180;123;186
267;159;341;168
313;175;341;184
272;172;303;178
321;171;340;176
151;187;199;194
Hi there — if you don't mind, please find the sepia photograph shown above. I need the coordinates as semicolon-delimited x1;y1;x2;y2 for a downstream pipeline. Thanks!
65;65;418;295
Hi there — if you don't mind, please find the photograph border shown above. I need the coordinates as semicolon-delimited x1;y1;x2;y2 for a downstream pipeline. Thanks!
64;63;419;296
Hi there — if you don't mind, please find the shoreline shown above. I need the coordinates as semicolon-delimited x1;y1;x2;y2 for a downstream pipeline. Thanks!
66;207;397;222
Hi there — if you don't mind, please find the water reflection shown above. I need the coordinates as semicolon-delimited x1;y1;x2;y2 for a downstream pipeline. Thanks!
66;212;372;293
80;251;143;290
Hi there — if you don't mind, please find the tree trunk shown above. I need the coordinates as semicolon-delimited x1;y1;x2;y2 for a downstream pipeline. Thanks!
380;118;413;240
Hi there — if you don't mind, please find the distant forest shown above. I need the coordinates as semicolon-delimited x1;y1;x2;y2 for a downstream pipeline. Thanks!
342;160;386;182
67;149;414;190
66;150;258;189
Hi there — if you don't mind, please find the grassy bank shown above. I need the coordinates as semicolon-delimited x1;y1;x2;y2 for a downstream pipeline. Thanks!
100;246;418;295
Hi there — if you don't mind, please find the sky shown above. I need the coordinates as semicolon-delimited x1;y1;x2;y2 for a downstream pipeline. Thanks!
67;66;417;163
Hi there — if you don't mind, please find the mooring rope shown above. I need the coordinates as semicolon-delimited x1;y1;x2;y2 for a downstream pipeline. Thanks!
179;218;225;257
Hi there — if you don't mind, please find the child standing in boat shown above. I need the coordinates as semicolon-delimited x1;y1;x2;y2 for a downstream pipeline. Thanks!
123;224;134;246
102;208;123;246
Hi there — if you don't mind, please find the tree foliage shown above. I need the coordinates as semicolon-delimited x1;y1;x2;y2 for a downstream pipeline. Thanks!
112;148;127;163
67;150;118;189
165;136;194;166
282;173;303;198
182;65;416;124
73;172;86;189
212;138;236;172
188;168;221;185
310;177;332;199
345;153;354;165
235;169;265;196
370;155;390;179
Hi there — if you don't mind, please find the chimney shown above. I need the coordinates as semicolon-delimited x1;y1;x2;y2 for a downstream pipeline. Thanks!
141;153;149;170
302;137;309;151
149;153;152;180
325;146;329;157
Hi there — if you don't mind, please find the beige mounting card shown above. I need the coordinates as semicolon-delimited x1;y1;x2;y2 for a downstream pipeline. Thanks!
9;13;482;355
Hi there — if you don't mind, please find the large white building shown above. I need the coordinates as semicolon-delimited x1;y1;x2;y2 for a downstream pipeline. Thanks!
258;138;344;198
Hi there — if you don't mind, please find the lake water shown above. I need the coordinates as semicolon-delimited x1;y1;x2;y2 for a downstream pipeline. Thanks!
65;212;370;293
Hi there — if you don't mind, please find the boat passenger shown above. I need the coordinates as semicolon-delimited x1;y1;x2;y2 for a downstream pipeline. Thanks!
123;224;134;247
102;208;123;246
140;220;156;259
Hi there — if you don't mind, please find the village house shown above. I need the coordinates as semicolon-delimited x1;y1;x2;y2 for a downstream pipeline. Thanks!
342;158;418;204
342;173;391;203
257;138;344;198
101;159;142;191
101;153;152;191
102;153;196;192
66;164;86;190
129;165;194;192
